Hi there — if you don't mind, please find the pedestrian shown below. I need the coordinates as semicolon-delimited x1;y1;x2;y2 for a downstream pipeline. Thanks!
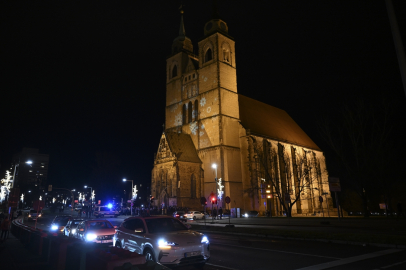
1;216;11;241
218;207;223;220
213;208;217;220
397;202;404;220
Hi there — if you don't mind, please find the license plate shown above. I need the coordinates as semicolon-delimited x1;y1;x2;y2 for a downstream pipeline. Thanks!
101;239;113;243
185;251;200;257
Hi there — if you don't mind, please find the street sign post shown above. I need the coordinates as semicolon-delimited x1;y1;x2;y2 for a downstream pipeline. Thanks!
329;177;341;220
225;196;231;226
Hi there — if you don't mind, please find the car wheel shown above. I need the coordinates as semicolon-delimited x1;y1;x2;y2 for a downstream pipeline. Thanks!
193;216;197;220
115;241;122;248
143;248;155;262
194;263;205;269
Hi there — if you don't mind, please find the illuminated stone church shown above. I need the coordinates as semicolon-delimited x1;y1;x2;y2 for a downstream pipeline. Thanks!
151;8;332;216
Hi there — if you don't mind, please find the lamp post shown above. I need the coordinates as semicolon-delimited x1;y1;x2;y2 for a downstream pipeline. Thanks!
123;179;134;215
84;185;93;202
212;164;218;211
11;160;33;188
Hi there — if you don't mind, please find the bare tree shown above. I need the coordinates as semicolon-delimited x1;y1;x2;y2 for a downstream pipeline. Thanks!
245;136;321;217
319;98;397;217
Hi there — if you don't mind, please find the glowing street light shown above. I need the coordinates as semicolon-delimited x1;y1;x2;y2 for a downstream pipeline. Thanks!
84;185;93;202
123;178;134;215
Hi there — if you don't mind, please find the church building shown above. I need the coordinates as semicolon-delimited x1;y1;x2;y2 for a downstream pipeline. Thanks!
151;8;333;216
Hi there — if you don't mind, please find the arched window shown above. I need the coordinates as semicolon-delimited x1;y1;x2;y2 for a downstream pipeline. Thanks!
194;100;198;121
190;174;196;198
182;104;187;125
188;101;193;123
172;65;177;78
205;48;212;62
222;42;231;63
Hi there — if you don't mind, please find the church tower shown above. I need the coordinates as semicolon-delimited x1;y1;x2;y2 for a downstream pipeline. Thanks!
164;5;243;209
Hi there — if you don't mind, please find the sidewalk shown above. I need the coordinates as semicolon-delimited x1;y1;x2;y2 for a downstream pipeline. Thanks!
0;230;50;270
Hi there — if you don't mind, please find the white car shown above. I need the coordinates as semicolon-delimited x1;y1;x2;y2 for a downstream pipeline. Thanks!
184;211;206;220
114;216;210;268
93;206;119;218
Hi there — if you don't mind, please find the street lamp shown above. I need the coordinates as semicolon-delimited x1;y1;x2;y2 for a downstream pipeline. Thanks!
84;185;93;203
11;160;33;189
123;178;134;215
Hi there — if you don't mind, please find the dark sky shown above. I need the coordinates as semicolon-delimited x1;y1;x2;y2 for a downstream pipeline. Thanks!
2;1;406;203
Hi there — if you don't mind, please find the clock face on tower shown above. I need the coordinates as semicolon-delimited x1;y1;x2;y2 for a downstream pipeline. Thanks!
206;22;213;31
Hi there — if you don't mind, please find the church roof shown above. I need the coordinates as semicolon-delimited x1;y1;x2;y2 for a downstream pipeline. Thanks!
238;95;321;151
165;132;202;163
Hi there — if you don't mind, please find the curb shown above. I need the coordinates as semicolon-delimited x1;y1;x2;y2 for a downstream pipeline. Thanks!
195;229;406;249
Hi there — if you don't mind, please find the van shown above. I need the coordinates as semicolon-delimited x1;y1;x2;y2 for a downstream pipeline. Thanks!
93;206;119;218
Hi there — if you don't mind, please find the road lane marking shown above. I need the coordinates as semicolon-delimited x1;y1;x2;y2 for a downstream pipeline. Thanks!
206;263;240;270
296;249;403;270
381;260;406;269
213;243;341;259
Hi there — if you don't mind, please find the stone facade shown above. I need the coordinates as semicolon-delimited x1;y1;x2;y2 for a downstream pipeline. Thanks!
151;11;333;216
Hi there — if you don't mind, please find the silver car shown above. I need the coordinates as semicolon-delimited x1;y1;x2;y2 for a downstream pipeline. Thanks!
114;216;210;268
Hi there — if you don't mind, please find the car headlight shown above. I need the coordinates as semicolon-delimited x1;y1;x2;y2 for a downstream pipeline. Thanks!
29;214;31;217
244;213;248;217
71;229;76;234
158;239;177;249
38;214;42;217
86;233;97;241
201;236;209;244
51;225;58;230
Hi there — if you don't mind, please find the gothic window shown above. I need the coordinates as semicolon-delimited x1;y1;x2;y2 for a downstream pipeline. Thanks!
205;48;213;62
194;100;198;121
182;104;187;125
188;101;193;123
191;174;196;198
222;42;231;63
172;65;177;78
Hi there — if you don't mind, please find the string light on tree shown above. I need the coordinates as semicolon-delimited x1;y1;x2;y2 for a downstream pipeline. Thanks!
91;190;95;201
133;185;138;200
20;194;24;202
53;197;56;203
217;178;224;200
39;196;42;201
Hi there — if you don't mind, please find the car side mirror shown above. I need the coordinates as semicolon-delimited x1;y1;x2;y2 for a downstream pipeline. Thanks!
185;224;191;229
134;228;144;233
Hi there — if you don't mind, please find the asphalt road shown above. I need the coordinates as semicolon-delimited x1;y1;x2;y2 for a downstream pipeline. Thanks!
23;213;406;270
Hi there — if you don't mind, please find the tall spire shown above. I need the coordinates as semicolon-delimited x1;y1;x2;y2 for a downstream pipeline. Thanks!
212;0;220;19
172;4;193;54
179;5;186;37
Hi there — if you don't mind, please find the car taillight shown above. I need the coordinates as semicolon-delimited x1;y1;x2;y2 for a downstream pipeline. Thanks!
176;215;179;217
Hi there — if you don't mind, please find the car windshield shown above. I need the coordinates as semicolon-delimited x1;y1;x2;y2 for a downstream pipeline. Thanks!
72;221;82;225
145;218;187;233
53;217;71;225
30;210;38;213
87;221;113;229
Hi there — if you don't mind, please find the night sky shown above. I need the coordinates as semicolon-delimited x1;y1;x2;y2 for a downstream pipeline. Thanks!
2;1;406;203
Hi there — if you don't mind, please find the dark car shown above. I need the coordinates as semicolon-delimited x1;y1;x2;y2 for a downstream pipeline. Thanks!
172;211;187;222
50;215;72;234
63;219;84;237
243;211;259;218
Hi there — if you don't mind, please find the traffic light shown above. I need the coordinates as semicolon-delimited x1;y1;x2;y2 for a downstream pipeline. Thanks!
211;197;217;205
150;196;154;202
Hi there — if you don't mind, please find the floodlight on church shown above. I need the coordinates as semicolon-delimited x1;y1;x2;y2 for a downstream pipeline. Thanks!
211;164;217;169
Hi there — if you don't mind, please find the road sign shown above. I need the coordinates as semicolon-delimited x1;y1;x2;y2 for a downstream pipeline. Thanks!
328;177;341;192
319;196;323;203
225;196;231;204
